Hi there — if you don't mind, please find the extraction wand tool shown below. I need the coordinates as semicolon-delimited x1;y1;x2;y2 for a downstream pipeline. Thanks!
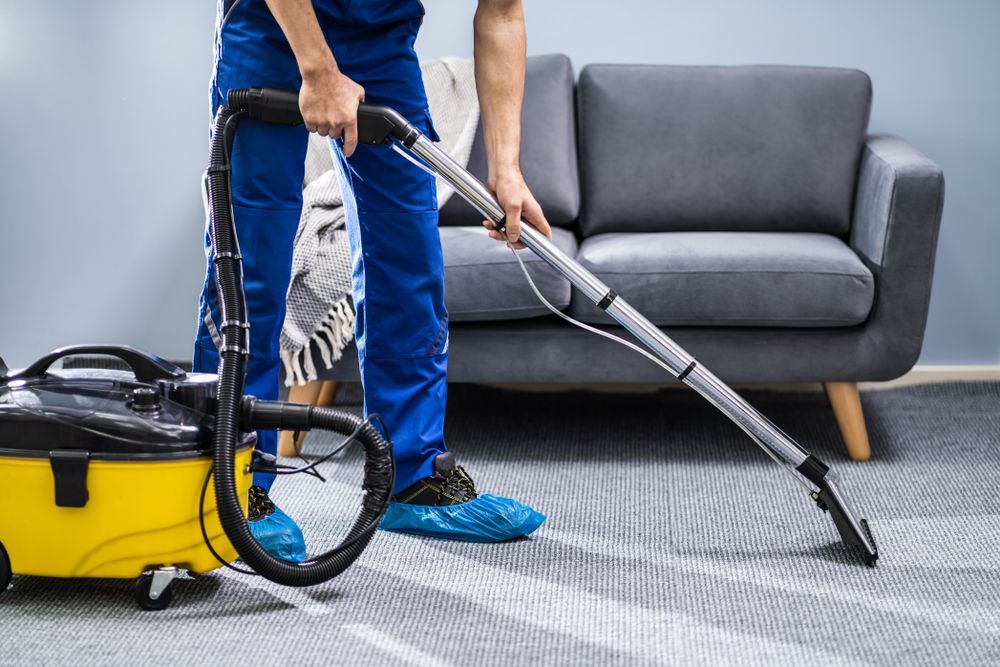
233;87;879;566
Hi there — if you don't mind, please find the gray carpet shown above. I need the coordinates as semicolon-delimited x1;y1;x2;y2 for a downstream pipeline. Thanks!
2;382;999;666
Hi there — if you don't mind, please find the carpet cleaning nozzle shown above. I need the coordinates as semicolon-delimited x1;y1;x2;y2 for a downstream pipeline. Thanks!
812;477;879;566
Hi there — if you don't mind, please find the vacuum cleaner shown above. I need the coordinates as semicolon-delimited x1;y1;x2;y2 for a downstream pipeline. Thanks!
245;88;879;566
0;94;395;610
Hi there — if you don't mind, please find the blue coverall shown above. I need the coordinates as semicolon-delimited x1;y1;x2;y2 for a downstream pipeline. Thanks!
195;0;447;493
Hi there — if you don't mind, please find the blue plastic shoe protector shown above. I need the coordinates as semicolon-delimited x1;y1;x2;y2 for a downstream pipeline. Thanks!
379;493;546;542
248;503;307;563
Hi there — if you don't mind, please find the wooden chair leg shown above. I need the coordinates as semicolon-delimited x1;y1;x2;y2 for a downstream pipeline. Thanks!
823;382;872;462
277;380;324;457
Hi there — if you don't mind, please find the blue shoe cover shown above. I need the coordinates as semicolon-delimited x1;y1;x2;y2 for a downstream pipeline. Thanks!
379;493;546;542
248;505;307;563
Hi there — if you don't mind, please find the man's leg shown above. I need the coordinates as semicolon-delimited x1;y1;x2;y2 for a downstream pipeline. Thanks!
329;114;545;542
312;0;544;540
331;120;449;492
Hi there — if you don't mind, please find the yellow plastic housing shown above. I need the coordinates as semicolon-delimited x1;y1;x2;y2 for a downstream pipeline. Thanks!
0;449;252;579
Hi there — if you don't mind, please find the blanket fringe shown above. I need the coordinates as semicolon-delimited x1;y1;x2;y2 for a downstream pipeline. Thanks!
280;297;356;387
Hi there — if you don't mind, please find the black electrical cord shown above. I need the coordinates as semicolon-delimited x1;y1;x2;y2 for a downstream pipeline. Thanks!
199;464;258;576
267;462;327;482
254;421;365;478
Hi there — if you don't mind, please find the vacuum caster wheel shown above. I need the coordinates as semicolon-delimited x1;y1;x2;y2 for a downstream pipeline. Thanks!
0;542;11;596
134;567;179;611
135;575;173;611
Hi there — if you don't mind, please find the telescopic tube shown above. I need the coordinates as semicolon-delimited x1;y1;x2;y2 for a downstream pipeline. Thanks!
409;134;810;468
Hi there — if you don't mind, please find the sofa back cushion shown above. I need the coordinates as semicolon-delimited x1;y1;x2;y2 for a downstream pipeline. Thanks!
577;65;872;236
438;54;580;227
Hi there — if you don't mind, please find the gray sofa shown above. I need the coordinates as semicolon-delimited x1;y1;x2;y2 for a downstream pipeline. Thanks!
320;55;945;459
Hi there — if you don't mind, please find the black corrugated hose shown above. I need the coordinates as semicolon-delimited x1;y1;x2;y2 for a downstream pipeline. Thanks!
207;100;393;586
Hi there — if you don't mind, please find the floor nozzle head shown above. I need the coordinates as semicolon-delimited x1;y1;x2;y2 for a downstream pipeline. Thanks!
814;478;879;567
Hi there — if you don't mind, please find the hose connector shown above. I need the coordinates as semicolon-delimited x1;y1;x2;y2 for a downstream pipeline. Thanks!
227;88;303;126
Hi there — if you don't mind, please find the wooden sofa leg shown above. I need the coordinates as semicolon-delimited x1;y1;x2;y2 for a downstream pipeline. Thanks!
823;382;872;462
316;380;342;409
277;380;323;457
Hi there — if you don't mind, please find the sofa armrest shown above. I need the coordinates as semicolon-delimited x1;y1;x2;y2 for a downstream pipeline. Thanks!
851;135;944;267
850;134;945;373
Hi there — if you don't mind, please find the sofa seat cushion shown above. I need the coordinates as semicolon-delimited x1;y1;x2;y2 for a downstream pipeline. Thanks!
442;226;578;321
569;232;874;327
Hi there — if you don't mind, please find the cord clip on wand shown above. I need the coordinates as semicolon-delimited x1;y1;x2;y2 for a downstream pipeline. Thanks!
226;86;878;567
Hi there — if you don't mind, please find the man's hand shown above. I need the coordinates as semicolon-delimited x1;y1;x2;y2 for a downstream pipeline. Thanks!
473;0;548;250
299;65;365;155
482;168;552;249
263;0;364;154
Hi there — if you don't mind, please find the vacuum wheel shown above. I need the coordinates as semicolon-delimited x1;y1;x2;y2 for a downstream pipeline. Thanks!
134;574;173;611
0;542;10;595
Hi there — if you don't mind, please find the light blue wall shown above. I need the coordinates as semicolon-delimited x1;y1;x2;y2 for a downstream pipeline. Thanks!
1;1;997;367
0;1;217;367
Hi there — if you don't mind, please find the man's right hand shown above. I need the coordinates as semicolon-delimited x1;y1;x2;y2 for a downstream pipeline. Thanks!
299;64;365;156
262;1;363;152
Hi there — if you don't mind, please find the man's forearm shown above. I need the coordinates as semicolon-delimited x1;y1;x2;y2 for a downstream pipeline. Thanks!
262;0;364;149
264;0;338;78
473;0;526;179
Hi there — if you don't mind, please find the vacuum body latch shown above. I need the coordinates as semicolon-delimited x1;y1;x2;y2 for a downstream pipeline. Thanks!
49;450;90;508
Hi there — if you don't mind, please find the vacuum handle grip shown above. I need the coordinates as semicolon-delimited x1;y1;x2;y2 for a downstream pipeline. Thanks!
10;345;187;383
227;88;419;146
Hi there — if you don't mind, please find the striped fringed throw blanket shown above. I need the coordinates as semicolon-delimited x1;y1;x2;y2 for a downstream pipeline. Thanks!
279;56;480;386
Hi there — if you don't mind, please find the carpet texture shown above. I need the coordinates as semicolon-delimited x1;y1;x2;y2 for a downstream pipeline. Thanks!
2;382;998;666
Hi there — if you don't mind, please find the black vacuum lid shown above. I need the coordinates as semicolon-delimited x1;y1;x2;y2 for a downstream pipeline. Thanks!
0;368;251;460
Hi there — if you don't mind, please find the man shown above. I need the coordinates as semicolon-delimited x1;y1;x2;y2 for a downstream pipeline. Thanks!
195;0;550;559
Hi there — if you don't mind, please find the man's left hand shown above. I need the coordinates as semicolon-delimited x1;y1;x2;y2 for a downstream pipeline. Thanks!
482;168;552;249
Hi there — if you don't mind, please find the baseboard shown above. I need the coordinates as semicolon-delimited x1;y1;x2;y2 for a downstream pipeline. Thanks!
858;365;1000;390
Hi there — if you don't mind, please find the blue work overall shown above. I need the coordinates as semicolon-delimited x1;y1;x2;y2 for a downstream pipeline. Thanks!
195;0;448;493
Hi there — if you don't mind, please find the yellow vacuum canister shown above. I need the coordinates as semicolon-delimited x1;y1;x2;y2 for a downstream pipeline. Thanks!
0;346;254;609
0;93;398;612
